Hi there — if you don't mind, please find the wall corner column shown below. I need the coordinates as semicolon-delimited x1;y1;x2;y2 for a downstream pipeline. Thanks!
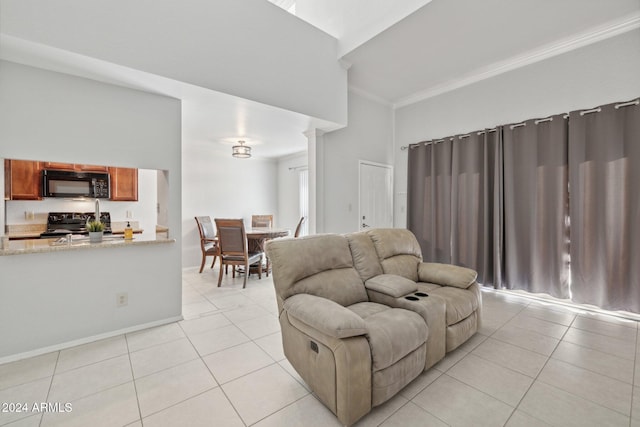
303;129;325;234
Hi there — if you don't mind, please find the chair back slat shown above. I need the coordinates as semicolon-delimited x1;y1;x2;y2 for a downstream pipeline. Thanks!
251;214;273;228
195;216;216;240
294;216;306;238
215;218;247;256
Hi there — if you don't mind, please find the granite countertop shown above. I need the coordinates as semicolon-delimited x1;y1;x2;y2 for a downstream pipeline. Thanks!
6;222;147;238
111;228;144;235
0;234;175;256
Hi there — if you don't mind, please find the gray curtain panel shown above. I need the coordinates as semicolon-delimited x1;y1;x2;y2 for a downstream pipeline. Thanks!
569;101;640;313
503;115;570;299
450;130;503;287
407;139;453;263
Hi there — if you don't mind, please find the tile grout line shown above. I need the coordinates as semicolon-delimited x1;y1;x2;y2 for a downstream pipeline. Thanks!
411;297;531;426
124;334;144;426
507;310;639;423
464;299;532;427
502;301;575;426
179;285;310;427
247;393;311;427
38;350;60;427
177;319;248;427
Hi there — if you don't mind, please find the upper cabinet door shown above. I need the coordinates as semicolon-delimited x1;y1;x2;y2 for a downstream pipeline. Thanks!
43;162;109;172
76;164;109;172
6;160;42;200
42;161;75;171
109;167;138;201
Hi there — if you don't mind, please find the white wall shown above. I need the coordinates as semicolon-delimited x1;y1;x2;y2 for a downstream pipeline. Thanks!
393;29;640;228
181;120;279;268
321;90;394;233
0;61;182;360
5;169;158;234
0;0;347;126
277;151;308;233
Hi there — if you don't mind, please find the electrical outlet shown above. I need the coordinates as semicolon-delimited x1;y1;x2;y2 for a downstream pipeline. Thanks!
126;211;132;218
116;292;128;307
24;211;35;220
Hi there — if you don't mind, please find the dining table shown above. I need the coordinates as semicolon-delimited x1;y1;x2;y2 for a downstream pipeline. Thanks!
246;227;290;253
245;227;290;275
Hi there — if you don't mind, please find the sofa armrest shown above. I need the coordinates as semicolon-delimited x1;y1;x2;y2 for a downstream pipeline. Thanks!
283;294;368;339
364;274;417;297
418;263;478;289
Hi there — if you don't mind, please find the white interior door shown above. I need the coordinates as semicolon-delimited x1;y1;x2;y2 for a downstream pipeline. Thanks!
359;161;393;230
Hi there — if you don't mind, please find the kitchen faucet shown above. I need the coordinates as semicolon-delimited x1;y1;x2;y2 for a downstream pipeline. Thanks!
95;198;100;222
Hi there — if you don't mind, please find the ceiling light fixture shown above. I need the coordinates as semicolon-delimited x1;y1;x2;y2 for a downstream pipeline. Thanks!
232;140;251;158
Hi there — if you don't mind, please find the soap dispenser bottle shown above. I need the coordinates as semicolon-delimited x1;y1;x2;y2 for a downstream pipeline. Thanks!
124;221;134;240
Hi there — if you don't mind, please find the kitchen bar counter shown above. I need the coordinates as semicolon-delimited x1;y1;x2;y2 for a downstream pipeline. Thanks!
5;223;47;239
0;234;175;256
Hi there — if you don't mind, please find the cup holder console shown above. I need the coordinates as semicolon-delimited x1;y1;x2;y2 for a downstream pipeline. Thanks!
404;292;429;302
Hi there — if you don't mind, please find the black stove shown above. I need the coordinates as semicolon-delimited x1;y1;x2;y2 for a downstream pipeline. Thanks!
40;212;112;238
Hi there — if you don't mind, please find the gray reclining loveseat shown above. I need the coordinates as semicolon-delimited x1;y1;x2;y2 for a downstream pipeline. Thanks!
265;228;481;426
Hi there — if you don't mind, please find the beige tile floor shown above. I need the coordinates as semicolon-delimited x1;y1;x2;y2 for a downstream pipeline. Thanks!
1;267;639;427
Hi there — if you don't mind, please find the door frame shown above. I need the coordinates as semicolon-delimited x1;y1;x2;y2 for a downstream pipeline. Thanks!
358;160;394;231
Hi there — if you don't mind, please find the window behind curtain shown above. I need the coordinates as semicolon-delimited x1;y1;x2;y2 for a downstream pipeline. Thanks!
406;98;639;313
568;101;640;313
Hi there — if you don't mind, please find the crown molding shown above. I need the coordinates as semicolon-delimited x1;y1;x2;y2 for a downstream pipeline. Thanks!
348;84;393;106
303;128;326;139
339;58;353;70
393;12;640;109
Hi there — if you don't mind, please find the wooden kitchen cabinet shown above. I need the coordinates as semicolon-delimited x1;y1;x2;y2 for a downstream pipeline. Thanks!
109;167;138;201
4;159;138;202
77;164;109;172
42;162;108;173
42;161;75;171
4;159;42;200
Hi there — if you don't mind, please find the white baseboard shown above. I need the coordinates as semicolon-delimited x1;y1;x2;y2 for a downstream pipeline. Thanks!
0;315;184;365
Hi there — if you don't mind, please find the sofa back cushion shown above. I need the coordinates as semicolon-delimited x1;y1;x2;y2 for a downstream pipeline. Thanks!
345;231;384;281
266;234;369;307
367;229;422;282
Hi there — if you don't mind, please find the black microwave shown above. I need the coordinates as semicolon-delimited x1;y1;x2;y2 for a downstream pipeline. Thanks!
42;169;110;199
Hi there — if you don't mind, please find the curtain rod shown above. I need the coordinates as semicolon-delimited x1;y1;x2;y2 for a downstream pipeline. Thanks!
405;98;638;150
578;98;638;115
580;107;601;116
288;165;308;171
615;99;639;109
477;128;497;135
514;114;569;127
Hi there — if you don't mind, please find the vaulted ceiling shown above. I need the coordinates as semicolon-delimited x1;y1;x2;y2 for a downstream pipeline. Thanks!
343;0;640;107
2;0;638;158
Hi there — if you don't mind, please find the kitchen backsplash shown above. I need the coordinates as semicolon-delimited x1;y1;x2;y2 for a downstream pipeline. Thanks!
5;169;158;234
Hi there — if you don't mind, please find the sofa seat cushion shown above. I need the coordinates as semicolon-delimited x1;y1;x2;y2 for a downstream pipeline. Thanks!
417;283;479;326
347;301;389;319
348;302;428;372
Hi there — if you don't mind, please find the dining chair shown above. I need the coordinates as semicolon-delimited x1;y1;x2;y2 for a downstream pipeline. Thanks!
251;214;275;276
194;216;221;273
251;214;273;228
294;216;307;238
214;218;263;288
